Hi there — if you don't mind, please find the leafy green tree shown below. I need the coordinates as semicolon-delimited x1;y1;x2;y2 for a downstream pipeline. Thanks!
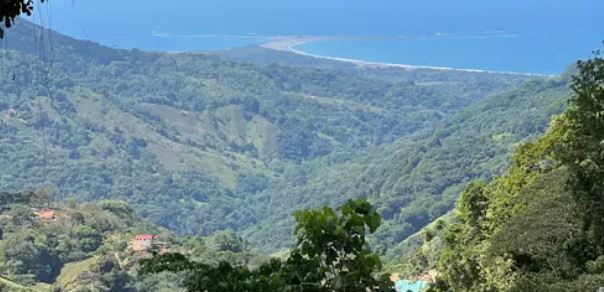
140;199;394;291
71;211;86;225
33;187;54;208
557;48;604;251
73;225;102;252
139;253;285;292
98;200;137;221
0;230;62;282
436;48;604;291
455;180;488;230
284;199;393;291
8;204;34;227
207;230;247;253
98;257;136;292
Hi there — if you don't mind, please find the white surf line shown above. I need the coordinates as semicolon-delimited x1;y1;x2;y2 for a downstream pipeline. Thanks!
286;42;554;77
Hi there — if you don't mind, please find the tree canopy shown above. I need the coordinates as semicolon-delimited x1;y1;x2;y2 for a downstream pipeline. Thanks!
140;199;395;292
431;48;604;291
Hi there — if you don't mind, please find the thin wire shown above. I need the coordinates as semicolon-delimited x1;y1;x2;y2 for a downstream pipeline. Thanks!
32;0;53;185
0;37;5;82
45;0;55;67
71;0;90;41
41;1;55;186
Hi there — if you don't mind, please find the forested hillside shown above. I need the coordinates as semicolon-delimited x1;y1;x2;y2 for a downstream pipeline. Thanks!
0;21;568;254
0;191;272;291
388;51;604;291
244;74;570;252
0;191;163;291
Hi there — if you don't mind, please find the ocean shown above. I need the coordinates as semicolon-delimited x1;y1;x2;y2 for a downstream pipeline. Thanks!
293;33;601;75
22;0;604;75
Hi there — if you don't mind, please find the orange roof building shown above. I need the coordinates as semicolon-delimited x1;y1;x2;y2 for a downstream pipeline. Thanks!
34;209;56;221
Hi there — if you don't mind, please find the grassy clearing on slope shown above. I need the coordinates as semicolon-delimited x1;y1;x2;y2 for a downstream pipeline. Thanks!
56;257;99;291
0;275;50;292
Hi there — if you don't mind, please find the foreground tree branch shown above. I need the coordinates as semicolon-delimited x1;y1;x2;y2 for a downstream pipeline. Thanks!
0;0;46;38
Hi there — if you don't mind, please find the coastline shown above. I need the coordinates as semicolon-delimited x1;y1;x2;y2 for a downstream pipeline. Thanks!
261;37;552;77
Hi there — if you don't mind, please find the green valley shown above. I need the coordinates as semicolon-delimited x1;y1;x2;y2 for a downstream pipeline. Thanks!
0;20;554;249
0;19;596;292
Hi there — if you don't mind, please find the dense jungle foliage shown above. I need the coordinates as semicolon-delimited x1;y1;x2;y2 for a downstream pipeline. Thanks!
0;20;568;257
140;199;394;292
393;49;604;291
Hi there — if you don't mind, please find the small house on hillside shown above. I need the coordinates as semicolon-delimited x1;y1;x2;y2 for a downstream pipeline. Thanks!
132;235;159;252
131;234;169;253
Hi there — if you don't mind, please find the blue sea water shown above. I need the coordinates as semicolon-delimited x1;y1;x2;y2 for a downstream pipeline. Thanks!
23;0;604;75
295;34;600;75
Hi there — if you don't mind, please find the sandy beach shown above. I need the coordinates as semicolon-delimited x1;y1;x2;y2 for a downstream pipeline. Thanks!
261;36;334;51
261;37;548;76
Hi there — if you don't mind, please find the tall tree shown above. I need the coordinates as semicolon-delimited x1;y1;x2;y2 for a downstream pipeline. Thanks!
435;47;604;291
558;48;604;251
